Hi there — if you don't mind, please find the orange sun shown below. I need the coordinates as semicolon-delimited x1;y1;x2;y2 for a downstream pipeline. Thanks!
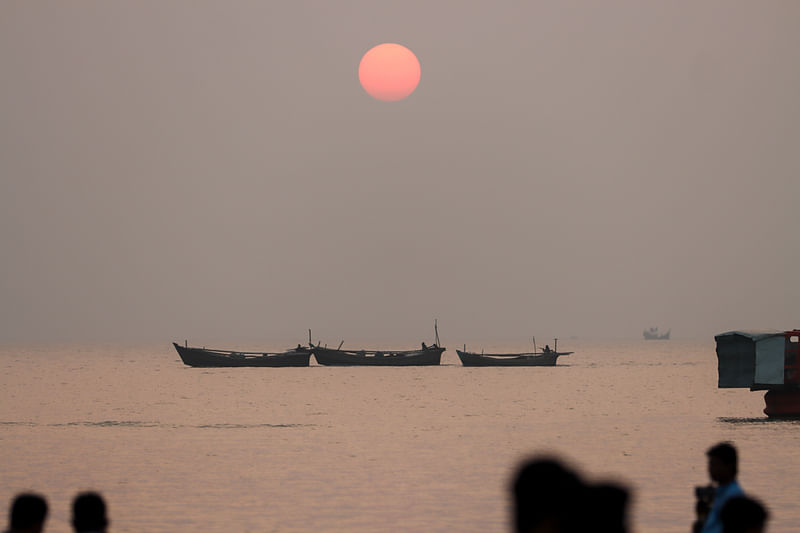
358;43;421;102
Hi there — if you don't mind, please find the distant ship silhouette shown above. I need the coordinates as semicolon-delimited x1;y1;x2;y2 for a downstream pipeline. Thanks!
643;327;670;340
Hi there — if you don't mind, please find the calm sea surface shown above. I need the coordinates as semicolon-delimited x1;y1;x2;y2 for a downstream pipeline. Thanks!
2;339;798;532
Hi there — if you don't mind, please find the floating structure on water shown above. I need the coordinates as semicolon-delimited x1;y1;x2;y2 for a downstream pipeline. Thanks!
715;329;800;417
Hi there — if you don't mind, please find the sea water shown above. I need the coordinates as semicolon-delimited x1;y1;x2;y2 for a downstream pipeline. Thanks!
1;339;798;532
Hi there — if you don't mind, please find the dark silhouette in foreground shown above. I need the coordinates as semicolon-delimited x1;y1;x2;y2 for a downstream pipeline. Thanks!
694;442;744;533
584;483;630;533
720;496;769;533
71;492;108;533
6;493;48;533
511;456;630;533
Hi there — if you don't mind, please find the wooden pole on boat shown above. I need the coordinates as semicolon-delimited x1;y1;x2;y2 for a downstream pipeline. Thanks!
555;338;558;353
435;319;440;347
337;340;344;350
532;336;537;353
308;329;312;346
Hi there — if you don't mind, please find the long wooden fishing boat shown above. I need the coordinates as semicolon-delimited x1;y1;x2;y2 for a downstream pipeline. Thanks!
173;342;312;367
456;349;570;366
310;322;444;366
456;337;571;367
311;344;445;366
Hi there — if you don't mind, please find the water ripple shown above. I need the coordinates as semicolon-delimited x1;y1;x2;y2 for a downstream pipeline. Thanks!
718;417;800;425
0;420;315;429
193;423;313;429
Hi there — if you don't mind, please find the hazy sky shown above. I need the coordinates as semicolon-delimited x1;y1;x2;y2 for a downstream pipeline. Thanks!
1;1;798;344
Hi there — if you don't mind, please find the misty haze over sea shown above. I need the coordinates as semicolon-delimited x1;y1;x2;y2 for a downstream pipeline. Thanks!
1;2;798;344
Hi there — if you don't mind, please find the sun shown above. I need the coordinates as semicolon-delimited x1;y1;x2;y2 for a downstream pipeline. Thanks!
358;43;421;102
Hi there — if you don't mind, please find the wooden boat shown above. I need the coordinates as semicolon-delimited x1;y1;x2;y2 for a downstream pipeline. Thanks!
311;344;444;366
456;338;571;366
173;342;312;367
310;322;444;366
456;349;570;366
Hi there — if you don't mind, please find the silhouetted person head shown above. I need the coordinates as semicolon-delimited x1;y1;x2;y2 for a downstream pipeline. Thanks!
707;442;738;485
7;493;48;533
511;456;584;533
71;492;108;533
720;496;768;533
580;482;631;533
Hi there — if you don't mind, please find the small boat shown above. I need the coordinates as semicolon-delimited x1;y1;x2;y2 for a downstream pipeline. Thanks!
310;322;444;366
173;342;312;367
311;344;444;366
456;338;571;367
455;350;568;366
643;327;670;340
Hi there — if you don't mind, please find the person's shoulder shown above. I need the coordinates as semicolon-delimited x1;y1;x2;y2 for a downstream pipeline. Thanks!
719;481;744;500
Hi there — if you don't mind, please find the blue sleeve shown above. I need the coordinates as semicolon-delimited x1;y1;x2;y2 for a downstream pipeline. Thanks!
701;483;744;533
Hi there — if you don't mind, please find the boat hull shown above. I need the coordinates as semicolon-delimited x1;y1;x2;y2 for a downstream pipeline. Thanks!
312;346;444;366
456;350;565;367
173;343;311;367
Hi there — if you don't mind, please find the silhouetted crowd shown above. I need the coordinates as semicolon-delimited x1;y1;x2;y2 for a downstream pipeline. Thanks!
512;441;769;533
5;492;107;533
6;442;770;532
